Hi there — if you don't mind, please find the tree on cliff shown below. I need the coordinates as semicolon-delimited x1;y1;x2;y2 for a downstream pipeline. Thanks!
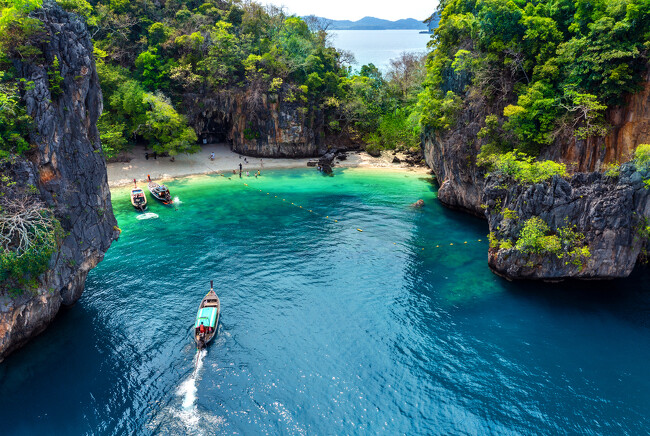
420;0;650;158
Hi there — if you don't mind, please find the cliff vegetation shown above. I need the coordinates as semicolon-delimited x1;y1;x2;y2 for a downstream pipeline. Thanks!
420;0;650;279
421;0;649;158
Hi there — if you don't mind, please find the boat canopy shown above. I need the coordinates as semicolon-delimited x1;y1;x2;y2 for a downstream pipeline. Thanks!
132;189;144;194
195;307;218;328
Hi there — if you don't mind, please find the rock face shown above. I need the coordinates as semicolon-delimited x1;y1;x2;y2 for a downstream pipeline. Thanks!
483;166;650;280
421;68;495;217
186;90;334;158
423;128;485;217
424;71;650;216
0;4;117;361
544;71;650;172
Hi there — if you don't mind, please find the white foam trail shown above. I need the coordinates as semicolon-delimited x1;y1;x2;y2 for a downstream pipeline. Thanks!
136;212;159;220
173;196;182;205
179;349;207;411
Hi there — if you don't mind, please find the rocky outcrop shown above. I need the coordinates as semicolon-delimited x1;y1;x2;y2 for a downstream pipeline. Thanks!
185;89;339;158
0;4;117;361
423;60;650;279
425;71;650;216
422;66;501;217
423;127;485;217
229;93;324;157
483;166;650;280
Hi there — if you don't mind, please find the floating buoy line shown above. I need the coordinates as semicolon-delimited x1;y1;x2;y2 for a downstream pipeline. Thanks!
197;168;490;252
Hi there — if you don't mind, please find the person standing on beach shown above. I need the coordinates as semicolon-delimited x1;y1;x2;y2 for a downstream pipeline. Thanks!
210;152;215;161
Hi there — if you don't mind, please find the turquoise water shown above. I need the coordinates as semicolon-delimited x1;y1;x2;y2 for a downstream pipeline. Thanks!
330;30;431;71
1;168;650;435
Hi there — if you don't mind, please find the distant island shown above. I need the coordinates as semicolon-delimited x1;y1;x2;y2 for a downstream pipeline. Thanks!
310;15;439;31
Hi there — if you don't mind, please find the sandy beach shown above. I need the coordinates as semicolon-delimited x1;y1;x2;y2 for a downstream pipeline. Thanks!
106;143;428;187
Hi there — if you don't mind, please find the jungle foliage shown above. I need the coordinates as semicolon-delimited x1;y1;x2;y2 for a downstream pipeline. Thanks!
420;0;650;157
0;0;428;159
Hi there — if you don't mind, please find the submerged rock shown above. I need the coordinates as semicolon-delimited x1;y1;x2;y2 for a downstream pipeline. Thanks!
0;4;117;361
411;199;425;208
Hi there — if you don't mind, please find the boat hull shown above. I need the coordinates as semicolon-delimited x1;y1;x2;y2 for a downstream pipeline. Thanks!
148;181;173;204
195;289;220;349
130;189;147;211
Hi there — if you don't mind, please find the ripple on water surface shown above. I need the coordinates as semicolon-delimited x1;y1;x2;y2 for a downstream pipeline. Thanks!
1;168;650;435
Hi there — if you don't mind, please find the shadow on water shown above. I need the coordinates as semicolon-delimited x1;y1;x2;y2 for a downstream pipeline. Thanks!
505;266;650;329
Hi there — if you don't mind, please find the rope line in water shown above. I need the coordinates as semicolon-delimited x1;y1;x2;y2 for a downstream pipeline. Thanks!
207;169;488;251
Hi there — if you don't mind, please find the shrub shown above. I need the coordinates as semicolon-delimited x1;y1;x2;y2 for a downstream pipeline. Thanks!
634;144;650;169
513;216;590;268
0;196;64;293
48;55;64;98
480;150;567;184
516;216;552;254
603;162;621;178
0;76;32;158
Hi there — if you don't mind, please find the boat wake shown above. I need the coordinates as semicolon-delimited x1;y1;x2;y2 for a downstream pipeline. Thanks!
136;212;159;220
171;349;213;432
180;349;206;410
173;196;182;205
147;348;225;435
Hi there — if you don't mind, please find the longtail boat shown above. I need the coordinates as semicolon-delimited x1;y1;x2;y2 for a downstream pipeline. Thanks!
130;179;147;211
194;281;220;349
147;175;173;204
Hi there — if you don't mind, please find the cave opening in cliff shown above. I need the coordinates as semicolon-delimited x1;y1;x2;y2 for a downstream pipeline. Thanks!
198;116;232;145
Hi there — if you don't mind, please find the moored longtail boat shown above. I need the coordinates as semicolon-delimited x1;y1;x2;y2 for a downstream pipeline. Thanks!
147;175;173;204
130;179;147;211
194;281;220;349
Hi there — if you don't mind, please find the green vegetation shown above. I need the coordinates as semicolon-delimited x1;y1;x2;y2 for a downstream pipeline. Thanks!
603;161;621;178
479;150;567;183
634;144;650;169
492;216;591;267
0;186;65;294
421;0;650;157
0;73;32;158
0;0;44;60
48;55;63;98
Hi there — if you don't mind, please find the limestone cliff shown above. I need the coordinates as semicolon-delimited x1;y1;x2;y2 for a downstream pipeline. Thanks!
543;71;650;172
0;4;117;361
184;89;346;158
423;69;650;279
425;71;650;216
484;166;650;280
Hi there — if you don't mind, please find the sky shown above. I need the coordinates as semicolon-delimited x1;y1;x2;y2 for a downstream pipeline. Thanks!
257;0;438;21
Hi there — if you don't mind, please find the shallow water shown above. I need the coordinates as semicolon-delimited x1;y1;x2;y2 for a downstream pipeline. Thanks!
1;168;649;435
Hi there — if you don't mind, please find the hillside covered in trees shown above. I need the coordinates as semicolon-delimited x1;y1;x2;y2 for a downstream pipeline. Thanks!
1;0;427;160
420;0;649;161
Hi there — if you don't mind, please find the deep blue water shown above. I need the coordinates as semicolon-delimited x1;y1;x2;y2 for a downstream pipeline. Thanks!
1;168;650;435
